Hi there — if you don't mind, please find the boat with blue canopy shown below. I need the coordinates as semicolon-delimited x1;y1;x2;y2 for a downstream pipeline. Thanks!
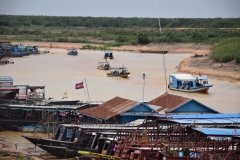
168;74;213;93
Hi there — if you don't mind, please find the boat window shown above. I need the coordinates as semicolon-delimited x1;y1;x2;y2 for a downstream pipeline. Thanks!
169;77;173;84
58;127;65;140
103;142;110;150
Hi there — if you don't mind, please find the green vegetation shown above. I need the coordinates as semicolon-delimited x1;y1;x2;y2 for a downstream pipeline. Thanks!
1;15;240;28
1;15;240;64
211;37;240;64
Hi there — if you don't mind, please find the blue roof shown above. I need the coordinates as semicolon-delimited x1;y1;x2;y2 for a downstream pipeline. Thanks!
195;128;240;136
166;118;239;125
171;113;240;119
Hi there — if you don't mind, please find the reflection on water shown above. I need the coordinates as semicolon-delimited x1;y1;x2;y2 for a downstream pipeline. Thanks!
0;49;240;113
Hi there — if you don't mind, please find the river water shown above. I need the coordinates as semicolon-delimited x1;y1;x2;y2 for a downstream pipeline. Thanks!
1;49;240;113
0;49;240;157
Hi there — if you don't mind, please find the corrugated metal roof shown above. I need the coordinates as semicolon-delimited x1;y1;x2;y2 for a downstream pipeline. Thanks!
195;128;240;136
78;96;140;120
166;118;239;125
172;113;240;119
147;93;190;113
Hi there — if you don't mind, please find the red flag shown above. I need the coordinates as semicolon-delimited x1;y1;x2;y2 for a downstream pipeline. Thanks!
75;82;84;89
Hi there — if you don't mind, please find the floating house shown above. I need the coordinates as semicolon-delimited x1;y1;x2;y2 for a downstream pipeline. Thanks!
78;96;159;124
147;93;219;114
79;94;219;124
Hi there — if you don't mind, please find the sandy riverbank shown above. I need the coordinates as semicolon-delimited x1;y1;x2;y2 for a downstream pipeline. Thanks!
17;41;240;80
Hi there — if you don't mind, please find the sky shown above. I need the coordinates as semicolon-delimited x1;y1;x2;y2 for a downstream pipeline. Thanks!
0;0;240;18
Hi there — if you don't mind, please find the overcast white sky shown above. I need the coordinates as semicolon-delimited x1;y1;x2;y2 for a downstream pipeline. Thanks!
0;0;239;18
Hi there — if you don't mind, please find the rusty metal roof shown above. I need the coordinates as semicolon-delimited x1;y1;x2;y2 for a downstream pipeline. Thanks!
78;96;140;120
147;93;190;113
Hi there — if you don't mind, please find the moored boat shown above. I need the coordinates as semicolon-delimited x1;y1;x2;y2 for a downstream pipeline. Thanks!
106;66;130;78
168;74;213;93
22;124;117;158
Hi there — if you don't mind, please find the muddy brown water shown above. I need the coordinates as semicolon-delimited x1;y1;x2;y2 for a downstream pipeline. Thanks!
0;49;240;157
1;49;240;113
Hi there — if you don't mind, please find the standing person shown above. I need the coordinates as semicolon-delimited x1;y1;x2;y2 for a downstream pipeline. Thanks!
195;77;199;86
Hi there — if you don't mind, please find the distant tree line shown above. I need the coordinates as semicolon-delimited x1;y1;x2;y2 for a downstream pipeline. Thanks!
1;15;240;64
0;15;240;28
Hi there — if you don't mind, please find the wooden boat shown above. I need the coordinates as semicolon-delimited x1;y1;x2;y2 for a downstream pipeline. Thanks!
23;124;117;158
97;61;110;70
67;48;78;55
168;74;213;93
140;50;168;54
106;66;130;78
36;136;117;158
104;50;114;59
22;125;92;147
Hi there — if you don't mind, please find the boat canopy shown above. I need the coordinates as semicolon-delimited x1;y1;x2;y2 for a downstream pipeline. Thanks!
110;67;127;70
170;74;195;81
98;61;110;65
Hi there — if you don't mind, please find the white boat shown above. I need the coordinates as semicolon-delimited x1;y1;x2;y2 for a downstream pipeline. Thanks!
97;61;110;70
168;74;213;93
106;66;130;77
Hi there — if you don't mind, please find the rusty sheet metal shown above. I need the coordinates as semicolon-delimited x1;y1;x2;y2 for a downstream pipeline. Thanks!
79;96;139;120
147;93;190;112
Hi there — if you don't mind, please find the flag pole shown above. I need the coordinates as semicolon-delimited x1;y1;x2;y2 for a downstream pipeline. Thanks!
84;78;92;116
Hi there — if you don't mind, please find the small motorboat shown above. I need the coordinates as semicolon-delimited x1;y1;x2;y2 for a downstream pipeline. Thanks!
67;48;78;55
106;66;130;78
168;74;213;93
104;50;114;59
97;60;110;70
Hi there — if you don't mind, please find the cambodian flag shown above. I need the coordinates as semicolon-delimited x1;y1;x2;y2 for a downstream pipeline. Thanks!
75;82;84;89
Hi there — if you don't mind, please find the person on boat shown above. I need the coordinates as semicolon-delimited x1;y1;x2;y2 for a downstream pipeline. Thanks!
181;81;185;89
195;77;199;86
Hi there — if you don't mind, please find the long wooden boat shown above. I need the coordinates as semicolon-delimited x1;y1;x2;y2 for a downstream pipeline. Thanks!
106;66;130;78
168;74;213;93
23;124;118;158
140;50;168;54
22;125;95;147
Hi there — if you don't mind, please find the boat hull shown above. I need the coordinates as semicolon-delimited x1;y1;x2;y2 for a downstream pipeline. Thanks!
168;86;210;93
37;144;96;158
106;73;130;78
22;136;81;147
37;144;78;158
97;66;110;70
